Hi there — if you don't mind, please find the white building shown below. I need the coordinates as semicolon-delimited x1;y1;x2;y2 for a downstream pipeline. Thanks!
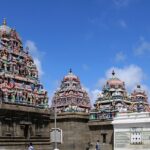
112;112;150;150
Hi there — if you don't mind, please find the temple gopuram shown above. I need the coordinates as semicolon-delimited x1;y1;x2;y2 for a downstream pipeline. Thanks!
0;19;50;150
90;70;131;120
50;70;91;150
90;70;150;120
51;69;91;113
130;85;150;112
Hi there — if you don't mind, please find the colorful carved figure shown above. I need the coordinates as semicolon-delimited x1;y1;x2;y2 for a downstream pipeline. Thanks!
0;19;48;108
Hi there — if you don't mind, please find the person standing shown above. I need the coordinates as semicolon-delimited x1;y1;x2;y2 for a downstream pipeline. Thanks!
96;140;100;150
28;143;34;150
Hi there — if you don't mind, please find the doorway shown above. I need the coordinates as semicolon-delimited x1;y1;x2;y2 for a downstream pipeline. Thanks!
24;125;30;139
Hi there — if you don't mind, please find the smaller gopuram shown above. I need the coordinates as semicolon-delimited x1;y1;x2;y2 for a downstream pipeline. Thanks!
51;69;91;113
130;85;150;112
50;70;91;150
90;70;131;120
0;19;50;150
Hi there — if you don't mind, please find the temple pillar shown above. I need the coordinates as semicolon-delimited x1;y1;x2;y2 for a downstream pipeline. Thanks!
32;124;36;136
0;121;2;136
13;122;16;136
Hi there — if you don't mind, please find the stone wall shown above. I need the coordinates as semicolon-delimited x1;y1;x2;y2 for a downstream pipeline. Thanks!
0;103;51;150
50;112;113;150
0;104;114;150
50;113;90;150
88;120;113;150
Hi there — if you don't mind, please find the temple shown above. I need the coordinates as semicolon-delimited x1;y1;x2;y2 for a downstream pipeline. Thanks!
0;19;50;150
51;69;91;113
90;70;150;120
0;19;150;150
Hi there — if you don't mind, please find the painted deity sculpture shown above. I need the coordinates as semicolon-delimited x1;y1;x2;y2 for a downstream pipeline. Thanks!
51;69;91;113
0;19;48;108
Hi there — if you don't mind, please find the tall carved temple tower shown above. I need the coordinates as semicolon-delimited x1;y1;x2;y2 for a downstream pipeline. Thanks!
51;69;91;113
0;19;50;150
50;70;91;150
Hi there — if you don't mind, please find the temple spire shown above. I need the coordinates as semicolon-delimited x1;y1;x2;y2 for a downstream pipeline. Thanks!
69;68;72;73
2;18;7;25
137;84;141;89
112;70;115;76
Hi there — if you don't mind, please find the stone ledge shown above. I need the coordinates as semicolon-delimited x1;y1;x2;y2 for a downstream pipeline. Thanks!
88;120;112;126
50;112;89;120
0;103;50;115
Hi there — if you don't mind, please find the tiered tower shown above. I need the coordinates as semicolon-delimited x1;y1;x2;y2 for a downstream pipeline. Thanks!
130;85;150;112
51;69;91;113
92;71;131;120
91;71;150;120
0;19;48;108
0;19;50;150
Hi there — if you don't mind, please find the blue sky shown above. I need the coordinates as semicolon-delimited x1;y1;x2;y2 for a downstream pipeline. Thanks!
1;0;150;104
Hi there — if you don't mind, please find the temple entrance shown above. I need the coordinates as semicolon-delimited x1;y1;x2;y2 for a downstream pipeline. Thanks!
24;125;30;139
20;121;32;139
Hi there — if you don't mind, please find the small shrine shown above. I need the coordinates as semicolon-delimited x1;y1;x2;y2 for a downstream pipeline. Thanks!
0;19;48;108
130;85;150;112
51;69;91;113
91;70;131;120
90;71;150;120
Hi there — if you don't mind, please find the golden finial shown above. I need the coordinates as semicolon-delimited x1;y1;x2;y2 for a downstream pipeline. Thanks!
2;18;7;25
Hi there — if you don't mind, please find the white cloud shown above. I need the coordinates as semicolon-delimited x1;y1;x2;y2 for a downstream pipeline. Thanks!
33;58;44;77
82;86;100;108
82;64;150;107
25;40;44;77
134;38;150;55
141;85;150;103
103;65;145;91
115;51;126;62
96;65;150;102
90;89;101;107
84;65;147;106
